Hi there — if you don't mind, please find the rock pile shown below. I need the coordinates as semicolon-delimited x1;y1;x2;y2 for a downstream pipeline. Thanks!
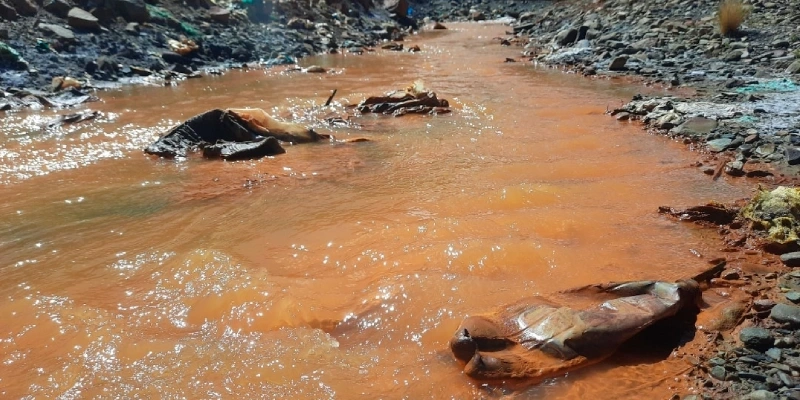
0;0;417;98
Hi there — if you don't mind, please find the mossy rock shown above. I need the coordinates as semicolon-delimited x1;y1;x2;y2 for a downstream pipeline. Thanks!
742;186;800;248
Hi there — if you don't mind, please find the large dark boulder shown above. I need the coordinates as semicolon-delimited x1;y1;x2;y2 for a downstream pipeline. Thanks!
0;1;19;20
9;0;36;16
145;108;323;160
43;0;73;18
111;0;150;23
145;109;286;159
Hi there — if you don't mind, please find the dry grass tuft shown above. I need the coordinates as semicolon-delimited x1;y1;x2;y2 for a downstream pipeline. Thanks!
718;0;750;36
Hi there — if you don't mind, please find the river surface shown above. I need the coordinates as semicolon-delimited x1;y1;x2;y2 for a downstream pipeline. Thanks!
0;24;752;399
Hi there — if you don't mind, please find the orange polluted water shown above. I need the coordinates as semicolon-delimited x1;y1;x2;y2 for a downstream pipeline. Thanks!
0;24;750;398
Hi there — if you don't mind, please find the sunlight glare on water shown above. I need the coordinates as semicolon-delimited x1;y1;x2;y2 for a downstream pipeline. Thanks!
0;23;751;399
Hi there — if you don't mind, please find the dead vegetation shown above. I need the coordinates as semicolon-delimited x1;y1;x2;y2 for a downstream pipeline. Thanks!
718;0;750;36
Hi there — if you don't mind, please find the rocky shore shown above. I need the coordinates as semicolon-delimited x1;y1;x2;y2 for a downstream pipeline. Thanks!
0;0;414;109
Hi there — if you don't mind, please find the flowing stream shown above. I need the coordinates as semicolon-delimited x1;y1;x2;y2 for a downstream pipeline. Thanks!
0;23;752;399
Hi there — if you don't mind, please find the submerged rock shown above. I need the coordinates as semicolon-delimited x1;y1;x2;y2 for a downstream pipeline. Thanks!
144;108;323;160
357;81;450;117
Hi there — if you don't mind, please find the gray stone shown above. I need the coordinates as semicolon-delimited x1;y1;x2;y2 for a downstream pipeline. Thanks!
741;389;779;400
766;348;782;361
554;28;578;46
707;138;733;152
725;49;743;62
67;7;100;31
674;117;717;136
710;365;728;380
609;56;627;71
780;252;800;267
38;23;75;40
740;327;773;350
786;147;800;165
770;303;800;327
208;6;230;23
787;60;800;74
772;39;791;48
786;292;800;303
125;22;139;34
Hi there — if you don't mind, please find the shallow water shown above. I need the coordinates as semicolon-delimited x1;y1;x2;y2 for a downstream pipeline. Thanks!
0;24;752;399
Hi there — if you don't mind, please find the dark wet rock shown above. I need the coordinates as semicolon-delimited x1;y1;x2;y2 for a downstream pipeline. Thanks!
145;108;322;160
785;147;800;165
45;110;100;129
357;82;450;117
740;327;774;350
770;303;800;327
201;137;285;160
554;28;578;46
787;61;800;74
208;6;230;23
9;0;36;16
780;252;800;267
43;0;72;18
707;138;733;152
0;1;19;20
67;8;100;31
658;203;738;225
111;0;150;23
738;371;768;382
609;56;627;71
161;52;190;65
